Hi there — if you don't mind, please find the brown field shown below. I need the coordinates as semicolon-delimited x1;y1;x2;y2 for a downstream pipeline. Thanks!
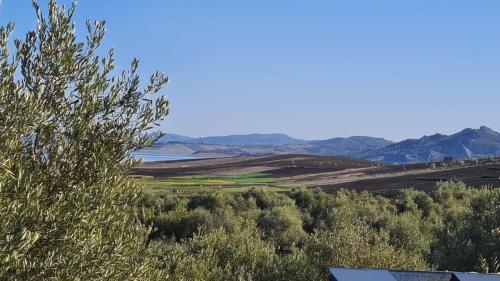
130;154;500;194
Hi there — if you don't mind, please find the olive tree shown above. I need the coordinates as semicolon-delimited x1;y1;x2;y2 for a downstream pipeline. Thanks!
0;1;169;279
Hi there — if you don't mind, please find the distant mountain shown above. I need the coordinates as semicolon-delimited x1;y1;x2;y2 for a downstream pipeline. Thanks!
151;134;393;158
150;127;500;164
308;136;394;156
158;133;308;146
157;133;194;143
195;133;308;145
361;126;500;163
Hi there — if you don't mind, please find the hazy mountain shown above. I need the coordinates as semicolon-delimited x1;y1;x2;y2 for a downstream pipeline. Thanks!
361;126;500;163
157;133;193;144
308;136;394;156
196;133;309;145
151;134;394;158
158;133;308;146
151;127;500;164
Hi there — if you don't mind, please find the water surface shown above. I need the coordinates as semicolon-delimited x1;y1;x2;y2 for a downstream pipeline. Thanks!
132;151;197;162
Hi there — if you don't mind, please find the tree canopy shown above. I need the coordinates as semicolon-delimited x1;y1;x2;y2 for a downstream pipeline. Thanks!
0;1;169;279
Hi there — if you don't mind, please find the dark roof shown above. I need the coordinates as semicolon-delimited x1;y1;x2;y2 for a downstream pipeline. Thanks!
453;273;500;281
391;270;452;281
328;268;500;281
329;268;397;281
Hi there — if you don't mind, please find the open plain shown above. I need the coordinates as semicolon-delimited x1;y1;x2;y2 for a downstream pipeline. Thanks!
130;155;500;194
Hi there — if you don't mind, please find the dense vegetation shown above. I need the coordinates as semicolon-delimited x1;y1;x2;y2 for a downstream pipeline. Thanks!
0;1;169;279
1;1;498;280
141;182;500;280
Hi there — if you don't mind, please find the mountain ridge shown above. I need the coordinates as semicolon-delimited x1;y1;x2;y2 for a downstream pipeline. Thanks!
362;126;500;163
158;133;310;146
152;126;500;163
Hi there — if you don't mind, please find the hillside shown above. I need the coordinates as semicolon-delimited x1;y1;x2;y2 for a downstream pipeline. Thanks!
362;126;500;163
158;133;308;146
148;127;500;164
151;134;394;158
307;136;394;156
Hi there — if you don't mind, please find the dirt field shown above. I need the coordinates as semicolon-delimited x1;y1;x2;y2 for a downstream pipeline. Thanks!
130;154;500;194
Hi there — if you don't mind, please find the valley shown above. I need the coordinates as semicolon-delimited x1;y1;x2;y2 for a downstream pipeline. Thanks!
131;154;500;195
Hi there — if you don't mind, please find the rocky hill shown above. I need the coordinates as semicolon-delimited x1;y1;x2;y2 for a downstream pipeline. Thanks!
361;126;500;163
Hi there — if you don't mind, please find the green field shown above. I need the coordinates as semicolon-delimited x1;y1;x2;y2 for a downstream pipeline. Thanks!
131;172;287;194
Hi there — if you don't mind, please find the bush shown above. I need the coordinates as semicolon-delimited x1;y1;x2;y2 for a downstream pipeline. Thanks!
144;182;500;278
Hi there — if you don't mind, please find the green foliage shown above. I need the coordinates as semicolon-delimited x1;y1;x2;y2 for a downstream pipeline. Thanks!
0;1;169;279
244;188;295;209
161;227;277;281
142;184;500;279
257;205;307;247
305;222;428;273
384;212;432;257
225;173;277;185
133;173;281;194
430;186;500;273
151;226;316;281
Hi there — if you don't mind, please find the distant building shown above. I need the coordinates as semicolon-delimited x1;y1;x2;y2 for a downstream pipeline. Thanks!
328;268;500;281
443;156;455;164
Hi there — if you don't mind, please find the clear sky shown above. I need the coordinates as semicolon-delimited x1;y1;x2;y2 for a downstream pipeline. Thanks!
1;1;500;141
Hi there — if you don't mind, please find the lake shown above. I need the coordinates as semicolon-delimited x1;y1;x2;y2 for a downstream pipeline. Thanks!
132;151;198;162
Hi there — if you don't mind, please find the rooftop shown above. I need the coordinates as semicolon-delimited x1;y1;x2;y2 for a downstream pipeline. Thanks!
329;268;500;281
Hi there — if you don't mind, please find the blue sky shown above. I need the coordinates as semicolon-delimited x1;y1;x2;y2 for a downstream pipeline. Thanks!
1;1;500;141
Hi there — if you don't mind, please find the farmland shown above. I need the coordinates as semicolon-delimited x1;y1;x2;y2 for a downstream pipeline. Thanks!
130;154;500;194
130;173;287;194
